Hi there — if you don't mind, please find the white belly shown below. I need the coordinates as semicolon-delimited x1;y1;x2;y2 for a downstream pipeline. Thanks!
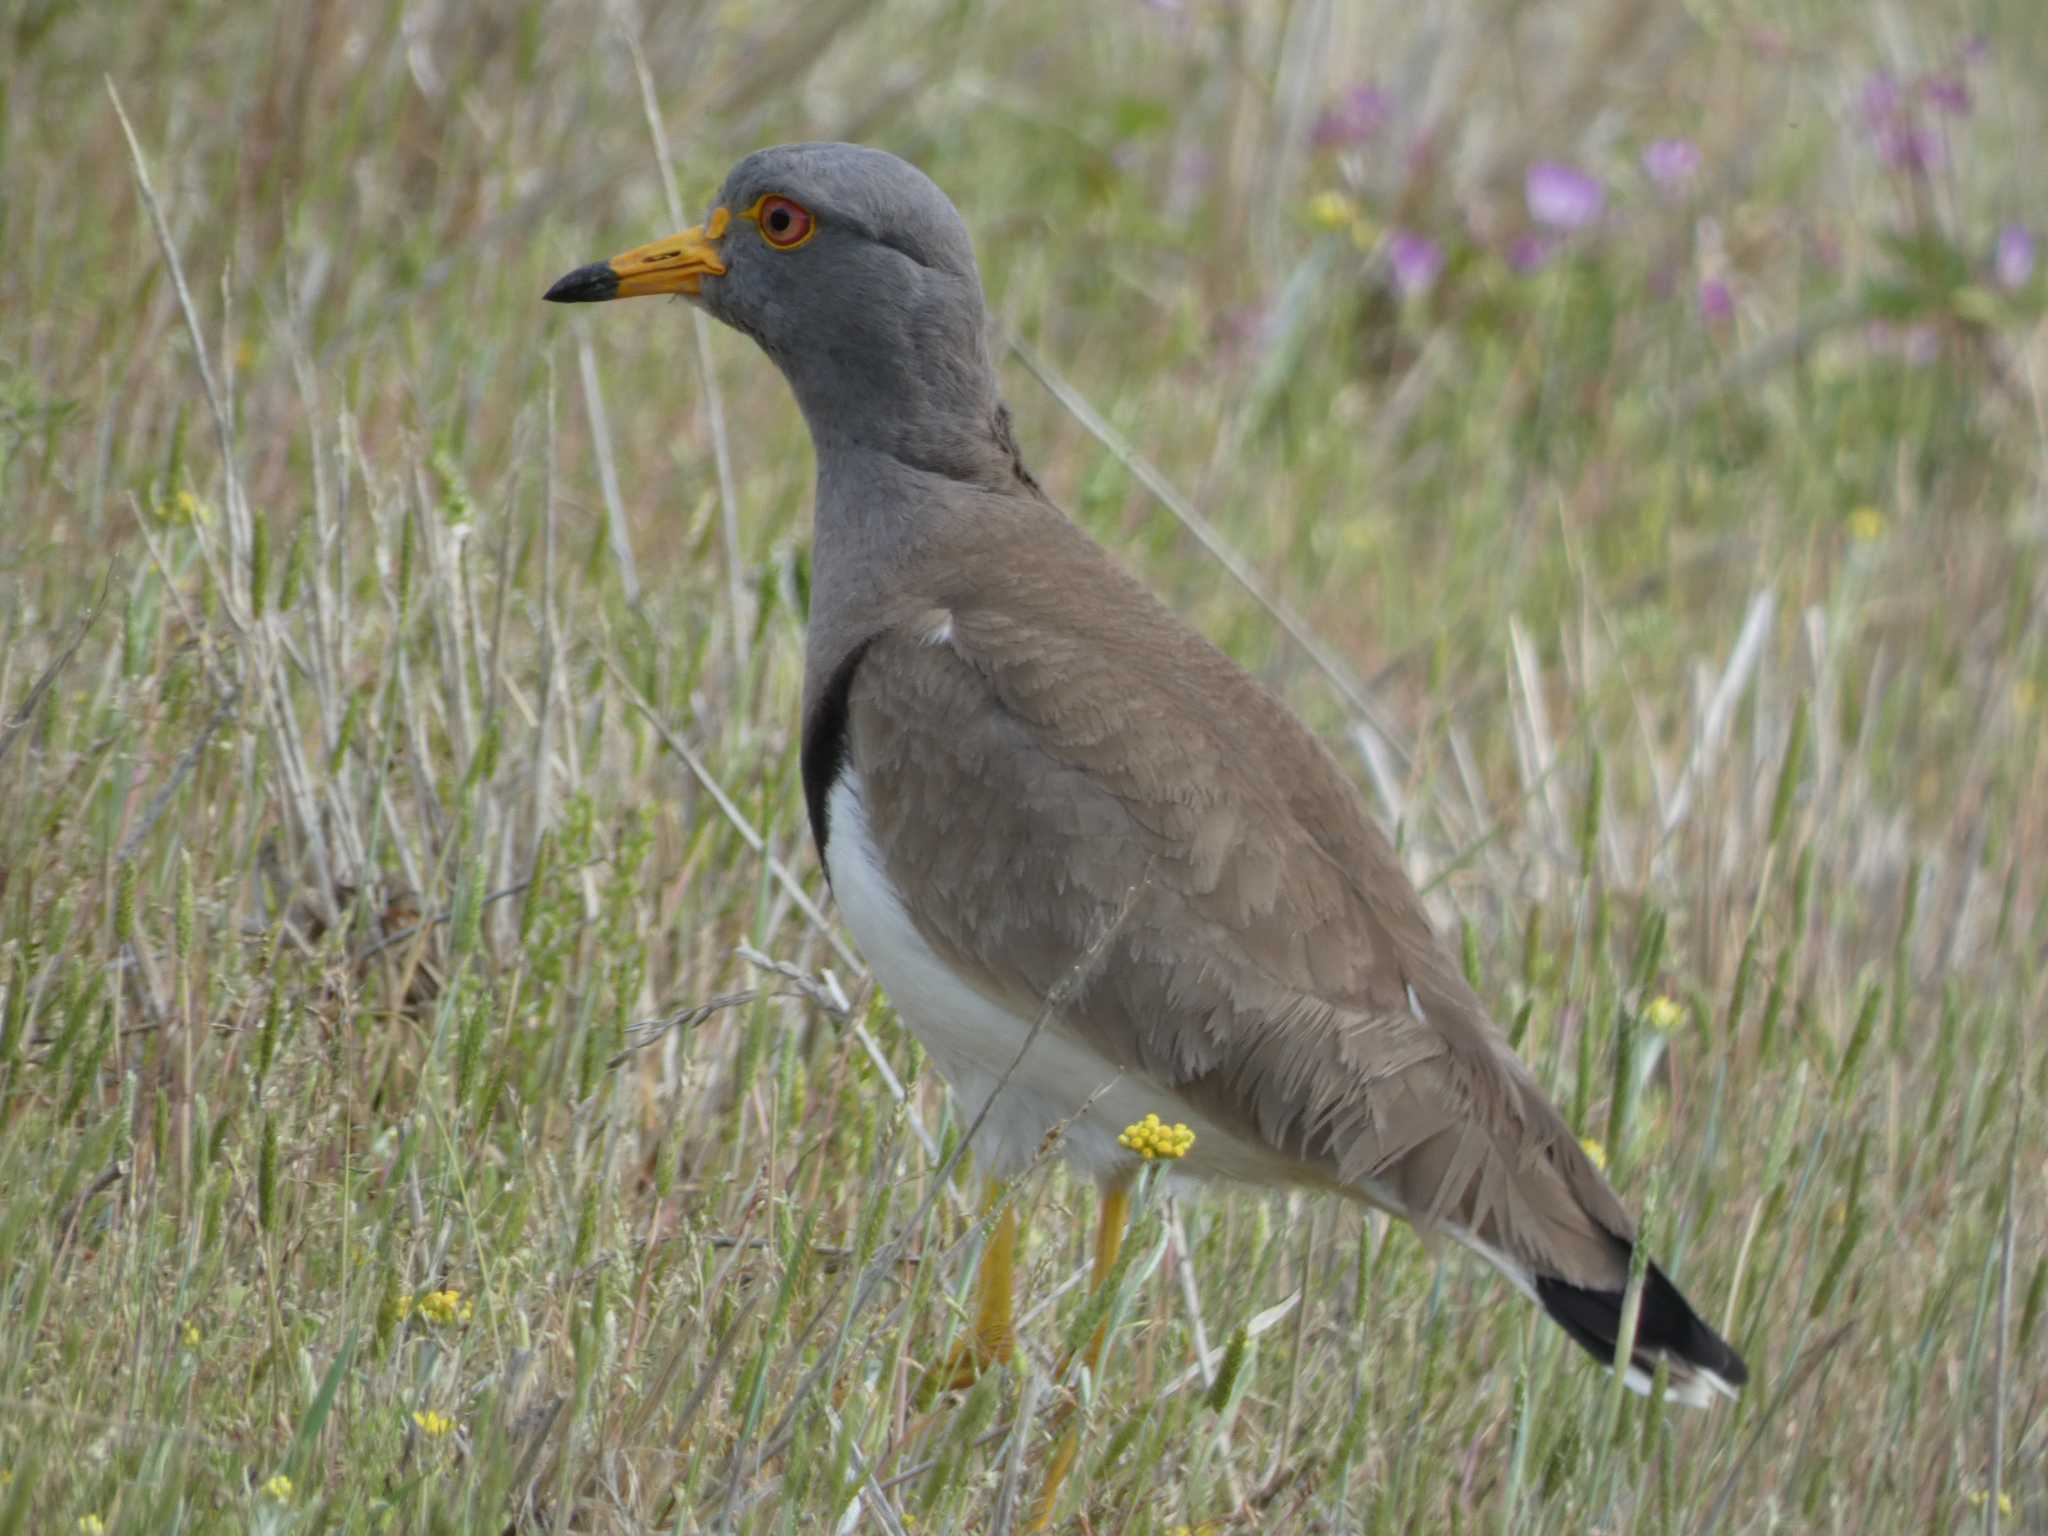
823;771;1269;1181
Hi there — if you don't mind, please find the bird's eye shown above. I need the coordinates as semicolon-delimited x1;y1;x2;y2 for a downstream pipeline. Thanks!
755;195;816;250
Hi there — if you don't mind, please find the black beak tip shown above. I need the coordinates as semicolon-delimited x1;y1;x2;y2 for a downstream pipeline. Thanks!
543;262;620;304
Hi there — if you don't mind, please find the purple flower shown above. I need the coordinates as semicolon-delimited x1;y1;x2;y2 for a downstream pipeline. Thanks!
1526;161;1605;230
1642;138;1701;190
1697;277;1734;324
1860;71;1902;127
1387;230;1444;297
1922;74;1970;116
1876;121;1942;175
1311;86;1391;149
1995;224;2036;290
1507;233;1555;273
1858;68;1949;176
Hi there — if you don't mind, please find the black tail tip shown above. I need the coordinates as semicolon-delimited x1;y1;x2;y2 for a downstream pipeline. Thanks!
1536;1259;1748;1405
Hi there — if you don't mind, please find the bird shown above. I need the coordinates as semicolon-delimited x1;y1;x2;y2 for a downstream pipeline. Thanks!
546;139;1747;1510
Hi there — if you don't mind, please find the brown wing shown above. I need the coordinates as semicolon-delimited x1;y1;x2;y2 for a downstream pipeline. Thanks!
846;521;1634;1288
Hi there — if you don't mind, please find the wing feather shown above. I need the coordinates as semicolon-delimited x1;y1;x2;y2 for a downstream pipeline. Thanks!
843;534;1633;1289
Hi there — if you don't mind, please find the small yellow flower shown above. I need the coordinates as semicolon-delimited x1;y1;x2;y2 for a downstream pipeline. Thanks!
1847;506;1886;542
170;487;214;526
79;1519;106;1536
412;1409;456;1439
1118;1113;1196;1161
2014;679;2038;719
1580;1137;1609;1172
1643;995;1683;1031
183;1322;201;1350
261;1474;294;1502
415;1288;471;1325
395;1292;415;1322
1966;1490;2014;1517
1307;190;1360;231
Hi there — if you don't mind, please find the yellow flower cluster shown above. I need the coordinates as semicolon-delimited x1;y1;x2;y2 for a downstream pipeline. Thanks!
163;488;214;526
261;1474;294;1502
412;1409;457;1438
1643;995;1684;1031
1119;1113;1195;1161
1967;1490;2015;1517
1307;190;1358;230
1579;1137;1609;1172
399;1288;474;1325
1304;190;1376;251
79;1519;106;1536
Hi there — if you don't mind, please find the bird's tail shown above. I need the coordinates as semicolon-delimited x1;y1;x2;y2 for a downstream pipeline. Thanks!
1358;1044;1749;1405
1530;1244;1748;1407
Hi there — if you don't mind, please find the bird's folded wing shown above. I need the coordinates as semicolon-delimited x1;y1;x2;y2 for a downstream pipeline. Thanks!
845;554;1634;1277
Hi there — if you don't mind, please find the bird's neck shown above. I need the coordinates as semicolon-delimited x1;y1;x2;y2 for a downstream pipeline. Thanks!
802;391;1036;491
778;280;1028;491
803;407;1055;708
808;429;1027;589
791;283;1051;694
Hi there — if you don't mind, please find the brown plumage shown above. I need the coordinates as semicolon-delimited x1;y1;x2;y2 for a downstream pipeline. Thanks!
549;140;1747;1407
848;501;1633;1273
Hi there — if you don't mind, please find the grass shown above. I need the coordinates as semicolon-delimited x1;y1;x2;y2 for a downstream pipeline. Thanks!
2;0;2044;1530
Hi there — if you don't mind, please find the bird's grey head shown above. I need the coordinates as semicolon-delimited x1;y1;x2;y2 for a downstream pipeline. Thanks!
546;143;1015;481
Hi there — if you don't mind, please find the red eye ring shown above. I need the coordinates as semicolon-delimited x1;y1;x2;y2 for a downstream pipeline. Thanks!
755;195;816;250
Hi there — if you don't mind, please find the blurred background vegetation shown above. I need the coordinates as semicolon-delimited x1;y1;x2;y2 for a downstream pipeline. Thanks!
1;0;2043;1531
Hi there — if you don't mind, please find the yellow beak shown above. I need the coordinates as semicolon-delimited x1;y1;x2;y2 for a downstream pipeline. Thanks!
544;210;730;303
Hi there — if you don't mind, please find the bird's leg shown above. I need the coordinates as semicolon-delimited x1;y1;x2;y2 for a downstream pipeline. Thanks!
921;1176;1018;1399
972;1181;1021;1364
1032;1172;1134;1529
1080;1176;1130;1370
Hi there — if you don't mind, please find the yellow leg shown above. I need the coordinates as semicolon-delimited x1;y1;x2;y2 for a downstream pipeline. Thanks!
1082;1179;1129;1370
921;1177;1018;1399
976;1186;1020;1365
1032;1176;1132;1529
